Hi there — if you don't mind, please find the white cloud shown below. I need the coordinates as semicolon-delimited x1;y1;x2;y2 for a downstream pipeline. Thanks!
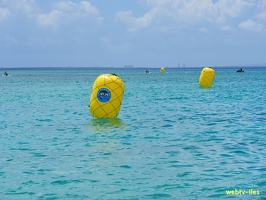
257;1;266;22
238;19;263;31
52;0;98;15
117;0;262;32
53;1;76;12
0;0;38;17
116;8;159;31
0;0;101;28
37;1;101;28
216;0;253;18
0;7;10;21
37;10;64;28
80;1;99;16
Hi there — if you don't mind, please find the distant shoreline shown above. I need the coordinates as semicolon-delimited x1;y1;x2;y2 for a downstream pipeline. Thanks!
1;66;266;70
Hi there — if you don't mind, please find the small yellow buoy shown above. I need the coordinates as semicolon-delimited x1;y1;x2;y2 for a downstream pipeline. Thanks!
199;67;215;88
160;67;165;73
89;74;124;118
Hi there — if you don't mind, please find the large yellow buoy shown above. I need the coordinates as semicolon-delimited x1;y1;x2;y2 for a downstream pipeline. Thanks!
160;67;165;73
199;67;215;88
89;74;124;118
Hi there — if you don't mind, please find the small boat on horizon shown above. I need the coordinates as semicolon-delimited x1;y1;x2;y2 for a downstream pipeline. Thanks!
236;68;244;72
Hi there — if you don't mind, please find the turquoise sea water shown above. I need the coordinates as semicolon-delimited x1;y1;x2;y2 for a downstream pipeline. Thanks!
0;67;266;199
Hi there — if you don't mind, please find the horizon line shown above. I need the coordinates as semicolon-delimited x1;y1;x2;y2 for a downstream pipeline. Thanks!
1;65;266;70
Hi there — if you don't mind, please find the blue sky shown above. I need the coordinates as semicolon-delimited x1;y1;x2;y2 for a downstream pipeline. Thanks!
1;0;266;68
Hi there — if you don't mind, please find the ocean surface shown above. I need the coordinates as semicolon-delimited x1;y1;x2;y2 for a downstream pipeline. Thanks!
0;67;266;199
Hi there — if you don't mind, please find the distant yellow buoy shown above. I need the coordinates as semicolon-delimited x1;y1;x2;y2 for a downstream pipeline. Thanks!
199;67;215;88
160;67;165;73
89;74;124;118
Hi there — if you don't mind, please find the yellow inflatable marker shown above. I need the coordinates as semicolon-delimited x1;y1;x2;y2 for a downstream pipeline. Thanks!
89;74;124;118
160;67;165;73
199;67;215;88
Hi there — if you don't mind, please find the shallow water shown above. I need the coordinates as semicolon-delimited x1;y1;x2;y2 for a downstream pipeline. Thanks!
0;68;266;199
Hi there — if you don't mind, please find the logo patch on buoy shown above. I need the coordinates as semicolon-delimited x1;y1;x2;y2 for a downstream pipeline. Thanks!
97;88;111;102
